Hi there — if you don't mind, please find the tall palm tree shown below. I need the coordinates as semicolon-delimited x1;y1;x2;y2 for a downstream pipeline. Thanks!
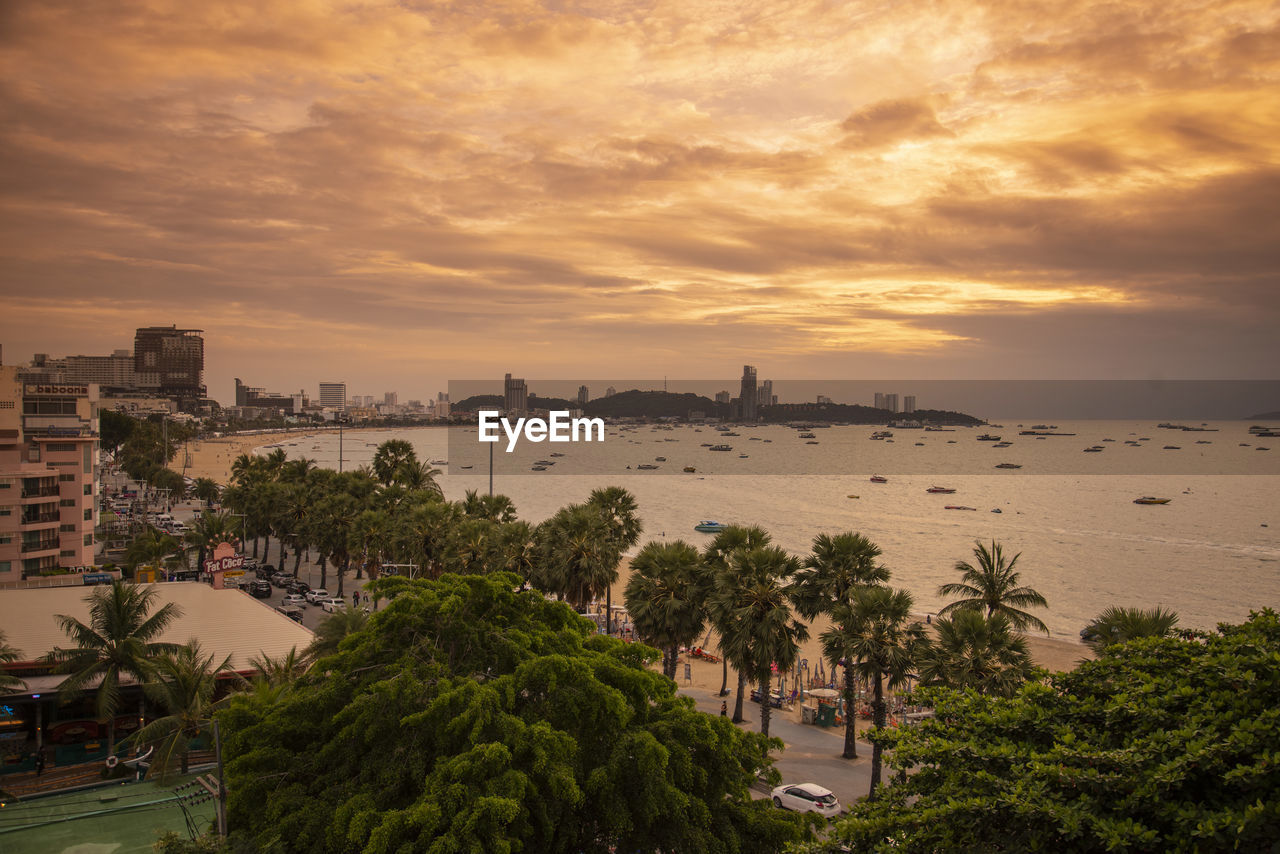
371;439;418;486
710;545;809;737
395;460;443;496
45;581;184;756
586;487;643;636
191;477;221;508
461;490;518;523
937;540;1049;634
831;585;924;799
183;510;236;574
792;531;892;759
535;504;618;611
124;528;183;574
0;630;26;692
129;639;240;778
915;610;1032;697
247;646;309;687
1081;605;1180;653
703;525;773;719
625;541;706;678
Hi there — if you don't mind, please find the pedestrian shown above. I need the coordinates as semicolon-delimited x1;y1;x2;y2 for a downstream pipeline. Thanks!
720;701;727;717
352;590;359;607
35;747;46;777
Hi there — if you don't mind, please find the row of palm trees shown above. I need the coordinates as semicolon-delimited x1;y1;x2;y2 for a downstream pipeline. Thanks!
625;530;1054;798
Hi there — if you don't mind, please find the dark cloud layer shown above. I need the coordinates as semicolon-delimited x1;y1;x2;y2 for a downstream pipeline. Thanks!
0;0;1277;400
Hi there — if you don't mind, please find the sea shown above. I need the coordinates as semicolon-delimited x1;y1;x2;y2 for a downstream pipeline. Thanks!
259;420;1280;641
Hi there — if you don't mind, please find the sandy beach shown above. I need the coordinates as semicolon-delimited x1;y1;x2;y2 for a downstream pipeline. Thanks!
177;429;328;484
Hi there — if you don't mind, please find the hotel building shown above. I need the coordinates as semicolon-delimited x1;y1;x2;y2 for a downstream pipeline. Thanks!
0;366;100;580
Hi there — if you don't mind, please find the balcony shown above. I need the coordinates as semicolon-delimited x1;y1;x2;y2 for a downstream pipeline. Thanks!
21;539;59;554
21;509;59;525
21;485;60;499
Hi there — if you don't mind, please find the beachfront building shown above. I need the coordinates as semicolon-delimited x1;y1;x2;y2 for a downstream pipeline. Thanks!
318;382;346;414
0;367;100;580
133;326;205;405
0;582;313;775
739;365;758;421
903;395;917;414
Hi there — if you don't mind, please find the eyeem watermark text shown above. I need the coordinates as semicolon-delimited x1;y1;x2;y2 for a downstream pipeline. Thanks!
478;410;605;452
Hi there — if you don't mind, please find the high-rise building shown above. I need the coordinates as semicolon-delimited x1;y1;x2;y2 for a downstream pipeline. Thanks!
133;326;205;402
817;394;833;405
0;367;100;578
884;393;899;413
739;365;758;421
715;390;731;404
504;374;528;412
384;392;398;406
26;350;136;391
577;385;589;407
874;392;886;410
760;379;776;407
903;395;917;414
435;392;450;418
319;382;346;412
605;386;617;398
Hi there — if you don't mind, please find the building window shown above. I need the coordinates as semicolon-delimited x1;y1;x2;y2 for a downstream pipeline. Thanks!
84;484;93;495
60;499;76;507
0;507;11;516
60;524;76;532
84;509;93;521
59;474;75;482
60;549;75;558
0;561;11;573
45;442;77;452
84;444;92;473
0;536;11;545
83;534;94;546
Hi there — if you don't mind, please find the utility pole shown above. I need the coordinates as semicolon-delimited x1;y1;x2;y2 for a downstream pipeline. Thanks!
488;441;493;497
213;719;228;837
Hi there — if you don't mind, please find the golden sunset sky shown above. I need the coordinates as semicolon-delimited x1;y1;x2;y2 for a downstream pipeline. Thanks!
1;0;1277;403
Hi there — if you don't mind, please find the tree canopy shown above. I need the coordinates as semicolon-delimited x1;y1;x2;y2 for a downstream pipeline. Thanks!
218;573;808;853
823;609;1280;852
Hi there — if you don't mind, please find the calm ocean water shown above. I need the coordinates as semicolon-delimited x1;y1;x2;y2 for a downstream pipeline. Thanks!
265;421;1280;640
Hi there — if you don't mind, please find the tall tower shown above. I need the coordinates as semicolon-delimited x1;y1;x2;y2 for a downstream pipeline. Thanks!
740;365;758;421
319;382;346;412
504;373;528;412
133;326;205;403
577;385;589;407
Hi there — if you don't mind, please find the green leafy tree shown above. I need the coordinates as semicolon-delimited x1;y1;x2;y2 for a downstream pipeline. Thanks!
710;546;809;737
793;531;892;758
218;573;808;853
585;486;643;635
45;581;184;755
937;540;1049;634
191;477;221;507
825;610;1280;852
461;489;518;523
535;503;620;610
247;646;308;687
125;528;184;573
831;585;924;798
371;439;418;486
915;610;1033;697
130;639;241;777
100;410;137;458
1082;605;1180;653
625;540;706;678
306;606;371;659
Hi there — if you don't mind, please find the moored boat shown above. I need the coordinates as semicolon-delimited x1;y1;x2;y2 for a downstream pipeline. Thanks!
694;520;726;533
1133;496;1171;505
927;486;956;494
870;475;888;483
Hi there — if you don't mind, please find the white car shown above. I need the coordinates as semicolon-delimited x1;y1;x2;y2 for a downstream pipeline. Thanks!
771;783;841;818
305;588;330;604
320;598;348;613
281;593;307;608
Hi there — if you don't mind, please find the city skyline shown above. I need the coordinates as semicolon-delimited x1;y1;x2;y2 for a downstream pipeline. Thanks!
2;1;1278;399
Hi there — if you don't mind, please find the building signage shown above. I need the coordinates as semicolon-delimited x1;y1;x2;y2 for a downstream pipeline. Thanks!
204;554;246;573
25;384;89;396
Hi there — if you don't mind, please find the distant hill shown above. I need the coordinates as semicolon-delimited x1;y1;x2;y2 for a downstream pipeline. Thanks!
586;389;728;419
1248;411;1280;420
762;403;982;426
453;393;578;412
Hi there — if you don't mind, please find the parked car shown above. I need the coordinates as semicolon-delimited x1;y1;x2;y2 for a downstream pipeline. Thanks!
274;605;304;623
271;574;293;588
305;588;330;604
281;593;307;608
286;580;311;596
320;598;348;613
771;783;841;818
247;580;272;598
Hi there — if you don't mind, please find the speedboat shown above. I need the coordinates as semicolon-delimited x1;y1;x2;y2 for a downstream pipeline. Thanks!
870;475;888;483
945;505;977;511
695;521;727;533
636;463;660;470
683;466;696;473
995;463;1021;469
1133;496;1171;505
927;486;956;494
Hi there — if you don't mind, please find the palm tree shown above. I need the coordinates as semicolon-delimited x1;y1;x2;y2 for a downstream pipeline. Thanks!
45;581;184;756
247;646;308;687
461;490;518;523
792;532;892;759
1081;605;1180;653
535;504;618;611
124;528;183;575
0;630;26;692
307;607;370;659
183;510;237;574
915;610;1033;697
937;540;1049;634
710;545;809;737
191;477;221;508
625;541;706;678
831;585;924;799
703;525;773;719
395;460;443;496
586;487;643;636
129;640;240;778
371;439;418;486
